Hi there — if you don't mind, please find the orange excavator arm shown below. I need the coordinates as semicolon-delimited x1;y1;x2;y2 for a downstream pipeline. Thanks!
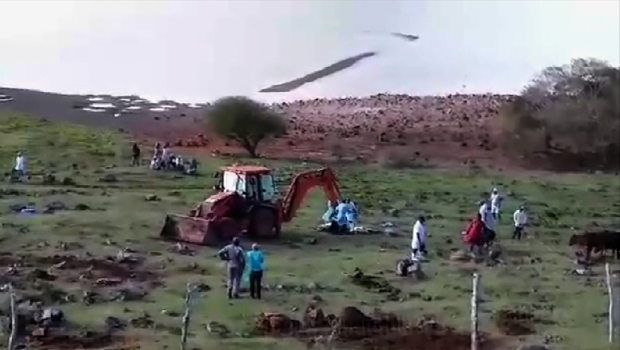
280;168;341;223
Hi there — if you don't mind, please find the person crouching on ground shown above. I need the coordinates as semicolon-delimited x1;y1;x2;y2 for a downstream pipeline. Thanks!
411;215;428;260
512;205;527;240
218;237;246;299
247;243;265;299
463;213;485;254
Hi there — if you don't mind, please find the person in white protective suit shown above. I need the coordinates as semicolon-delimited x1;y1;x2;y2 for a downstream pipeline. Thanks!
411;215;428;260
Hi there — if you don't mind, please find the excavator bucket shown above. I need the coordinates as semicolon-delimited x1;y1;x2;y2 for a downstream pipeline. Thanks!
160;214;219;246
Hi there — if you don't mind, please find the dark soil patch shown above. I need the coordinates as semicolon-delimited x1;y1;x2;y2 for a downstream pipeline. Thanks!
30;330;124;349
34;254;157;282
255;305;500;350
494;309;536;336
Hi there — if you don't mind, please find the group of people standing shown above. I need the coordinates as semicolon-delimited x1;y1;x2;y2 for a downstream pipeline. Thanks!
218;237;265;300
148;142;198;174
411;187;530;261
463;187;529;253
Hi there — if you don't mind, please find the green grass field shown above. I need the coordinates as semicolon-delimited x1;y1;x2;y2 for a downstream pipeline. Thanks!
0;112;618;350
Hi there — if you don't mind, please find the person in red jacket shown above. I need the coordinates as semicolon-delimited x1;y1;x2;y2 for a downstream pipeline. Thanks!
463;213;485;253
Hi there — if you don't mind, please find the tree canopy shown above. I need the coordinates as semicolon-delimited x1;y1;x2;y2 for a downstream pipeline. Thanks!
205;96;286;157
499;58;619;170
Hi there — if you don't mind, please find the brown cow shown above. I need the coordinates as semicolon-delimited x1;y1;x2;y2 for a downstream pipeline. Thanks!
569;230;620;261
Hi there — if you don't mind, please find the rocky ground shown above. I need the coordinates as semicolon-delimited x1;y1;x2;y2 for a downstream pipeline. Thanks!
0;87;515;168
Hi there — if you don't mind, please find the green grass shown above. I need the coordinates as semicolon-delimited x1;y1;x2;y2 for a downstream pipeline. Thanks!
0;112;619;350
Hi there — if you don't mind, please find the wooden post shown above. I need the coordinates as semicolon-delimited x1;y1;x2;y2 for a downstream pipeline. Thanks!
605;263;615;344
8;284;18;350
180;283;195;350
471;273;480;350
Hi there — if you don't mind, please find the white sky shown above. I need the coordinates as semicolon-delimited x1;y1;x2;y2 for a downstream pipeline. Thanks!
1;0;618;102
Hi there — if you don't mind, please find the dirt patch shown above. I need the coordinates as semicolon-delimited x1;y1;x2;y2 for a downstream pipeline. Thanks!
254;305;499;350
494;309;536;336
0;253;159;283
30;331;118;349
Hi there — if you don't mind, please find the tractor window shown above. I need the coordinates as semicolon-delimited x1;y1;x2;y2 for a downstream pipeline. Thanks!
260;174;275;201
223;172;246;195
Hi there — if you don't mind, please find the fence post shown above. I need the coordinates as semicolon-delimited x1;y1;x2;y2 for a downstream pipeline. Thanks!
180;283;195;350
471;273;480;350
606;263;615;344
8;283;18;350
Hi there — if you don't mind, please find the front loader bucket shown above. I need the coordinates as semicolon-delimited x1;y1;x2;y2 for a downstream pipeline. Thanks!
160;214;219;246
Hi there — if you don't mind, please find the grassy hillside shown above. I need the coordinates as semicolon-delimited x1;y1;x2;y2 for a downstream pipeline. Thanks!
0;112;618;350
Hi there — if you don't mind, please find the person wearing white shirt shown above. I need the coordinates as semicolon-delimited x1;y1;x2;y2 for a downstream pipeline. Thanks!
411;215;428;260
512;205;528;240
490;188;503;221
479;200;496;245
14;152;26;176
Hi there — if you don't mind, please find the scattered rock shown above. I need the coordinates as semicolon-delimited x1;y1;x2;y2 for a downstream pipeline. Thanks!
130;312;154;328
388;208;400;217
42;173;56;185
518;345;550;350
145;194;160;202
494;309;536;336
44;201;68;213
39;308;64;328
99;174;118;183
27;269;56;281
305;238;318;245
62;177;77;186
168;243;194;256
450;250;472;262
74;203;91;210
207;321;230;337
105;316;127;331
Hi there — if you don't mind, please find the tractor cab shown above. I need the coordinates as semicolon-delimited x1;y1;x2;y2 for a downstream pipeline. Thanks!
219;166;276;202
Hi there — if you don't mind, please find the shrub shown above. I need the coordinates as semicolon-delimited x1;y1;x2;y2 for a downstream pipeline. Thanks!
499;58;619;170
205;96;286;157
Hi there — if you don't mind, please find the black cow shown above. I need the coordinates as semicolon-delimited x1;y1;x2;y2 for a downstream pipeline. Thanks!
569;230;620;261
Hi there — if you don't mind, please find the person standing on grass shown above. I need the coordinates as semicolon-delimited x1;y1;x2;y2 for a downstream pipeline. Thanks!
411;215;428;261
479;200;496;246
161;142;171;169
490;188;503;221
131;143;141;166
218;237;246;299
247;243;265;299
14;151;26;177
513;205;528;240
463;213;485;254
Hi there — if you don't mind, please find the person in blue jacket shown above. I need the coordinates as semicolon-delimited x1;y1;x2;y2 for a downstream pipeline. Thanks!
247;243;265;299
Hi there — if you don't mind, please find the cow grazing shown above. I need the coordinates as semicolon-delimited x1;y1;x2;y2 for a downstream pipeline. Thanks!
569;230;620;261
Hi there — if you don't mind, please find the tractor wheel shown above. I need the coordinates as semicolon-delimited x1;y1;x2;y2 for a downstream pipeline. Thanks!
250;207;277;238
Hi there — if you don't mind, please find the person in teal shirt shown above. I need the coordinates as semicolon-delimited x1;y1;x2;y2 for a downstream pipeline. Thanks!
247;243;265;299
